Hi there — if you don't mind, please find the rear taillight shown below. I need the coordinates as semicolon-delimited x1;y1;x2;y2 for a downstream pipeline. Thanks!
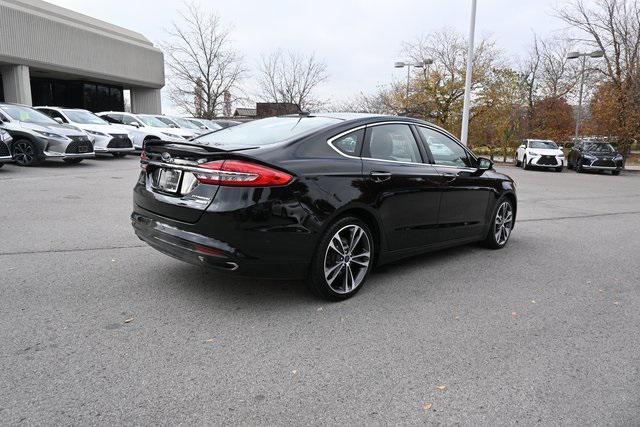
194;160;292;187
140;151;149;171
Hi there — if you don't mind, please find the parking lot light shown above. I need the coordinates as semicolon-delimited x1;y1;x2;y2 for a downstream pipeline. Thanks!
567;50;605;141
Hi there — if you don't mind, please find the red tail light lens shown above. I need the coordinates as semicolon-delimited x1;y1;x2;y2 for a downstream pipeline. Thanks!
140;151;149;171
194;160;292;187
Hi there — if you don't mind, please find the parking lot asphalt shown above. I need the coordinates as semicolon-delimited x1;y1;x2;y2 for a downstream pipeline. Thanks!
1;157;639;425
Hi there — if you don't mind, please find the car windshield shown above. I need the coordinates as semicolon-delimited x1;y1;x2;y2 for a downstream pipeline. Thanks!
156;116;177;127
137;115;170;128
172;117;201;130
202;120;223;130
529;140;558;149
193;116;341;147
584;143;615;153
63;109;108;125
0;105;57;124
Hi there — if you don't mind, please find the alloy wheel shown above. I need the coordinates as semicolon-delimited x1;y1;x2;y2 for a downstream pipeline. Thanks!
323;224;371;294
14;141;35;165
494;201;514;246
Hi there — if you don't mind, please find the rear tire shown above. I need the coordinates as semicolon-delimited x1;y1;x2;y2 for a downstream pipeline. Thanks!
308;217;374;301
483;198;514;249
13;139;42;166
63;158;83;164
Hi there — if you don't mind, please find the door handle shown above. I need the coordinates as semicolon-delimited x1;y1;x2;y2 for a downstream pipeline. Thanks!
370;171;392;182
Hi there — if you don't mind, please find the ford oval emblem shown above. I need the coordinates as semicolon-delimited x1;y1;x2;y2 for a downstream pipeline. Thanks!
161;152;172;162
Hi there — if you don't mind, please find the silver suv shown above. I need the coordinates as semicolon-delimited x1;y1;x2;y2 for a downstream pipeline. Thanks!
0;103;94;166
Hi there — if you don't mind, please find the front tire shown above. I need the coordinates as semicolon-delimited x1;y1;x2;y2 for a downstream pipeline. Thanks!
575;161;583;173
13;139;42;166
612;170;621;176
483;198;514;249
308;217;374;301
522;155;529;170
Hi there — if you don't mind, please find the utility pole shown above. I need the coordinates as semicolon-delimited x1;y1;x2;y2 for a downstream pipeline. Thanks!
460;0;477;146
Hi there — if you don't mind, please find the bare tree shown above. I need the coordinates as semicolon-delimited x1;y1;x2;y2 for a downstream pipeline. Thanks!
161;1;246;118
257;50;328;111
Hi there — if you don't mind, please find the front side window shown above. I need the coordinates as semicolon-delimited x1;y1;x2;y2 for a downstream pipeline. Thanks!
122;115;143;126
0;105;57;125
365;124;422;163
331;129;364;156
418;127;474;168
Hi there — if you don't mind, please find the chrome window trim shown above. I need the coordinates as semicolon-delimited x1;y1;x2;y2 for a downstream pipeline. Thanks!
326;121;436;167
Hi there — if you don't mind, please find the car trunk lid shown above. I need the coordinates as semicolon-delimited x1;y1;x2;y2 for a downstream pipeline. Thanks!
134;141;260;223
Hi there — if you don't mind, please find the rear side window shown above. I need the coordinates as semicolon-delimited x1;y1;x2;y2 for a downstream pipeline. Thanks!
194;116;341;147
365;124;422;163
418;127;474;168
330;129;364;156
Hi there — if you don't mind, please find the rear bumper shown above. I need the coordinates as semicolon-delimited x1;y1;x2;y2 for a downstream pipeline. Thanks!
131;210;310;279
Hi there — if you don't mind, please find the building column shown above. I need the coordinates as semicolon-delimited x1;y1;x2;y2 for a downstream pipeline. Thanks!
1;65;32;105
130;88;162;114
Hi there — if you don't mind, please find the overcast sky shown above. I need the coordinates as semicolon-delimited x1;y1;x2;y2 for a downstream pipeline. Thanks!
47;0;577;112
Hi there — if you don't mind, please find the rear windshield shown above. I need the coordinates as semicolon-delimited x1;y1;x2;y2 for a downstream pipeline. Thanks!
193;116;341;147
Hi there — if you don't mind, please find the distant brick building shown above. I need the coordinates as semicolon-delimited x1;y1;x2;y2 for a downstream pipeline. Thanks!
232;102;301;120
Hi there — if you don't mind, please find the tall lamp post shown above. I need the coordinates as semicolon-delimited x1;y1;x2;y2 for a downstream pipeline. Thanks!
394;59;433;114
567;49;604;141
460;0;477;146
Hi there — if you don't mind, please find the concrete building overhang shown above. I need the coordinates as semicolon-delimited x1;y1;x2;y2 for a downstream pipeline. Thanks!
0;0;165;89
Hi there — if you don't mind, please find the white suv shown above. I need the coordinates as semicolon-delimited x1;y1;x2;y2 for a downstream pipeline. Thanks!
97;112;185;150
36;107;134;157
515;139;565;172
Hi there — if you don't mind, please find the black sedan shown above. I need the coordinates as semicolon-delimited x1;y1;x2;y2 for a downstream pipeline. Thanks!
132;114;517;300
568;140;624;175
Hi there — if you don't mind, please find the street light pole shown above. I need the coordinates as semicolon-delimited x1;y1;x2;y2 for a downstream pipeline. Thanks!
394;59;432;115
460;0;477;146
575;55;586;141
567;49;604;142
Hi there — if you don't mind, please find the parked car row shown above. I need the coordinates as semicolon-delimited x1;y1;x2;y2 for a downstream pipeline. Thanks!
0;102;238;167
515;138;624;175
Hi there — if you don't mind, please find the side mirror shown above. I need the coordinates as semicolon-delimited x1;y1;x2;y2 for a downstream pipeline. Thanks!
518;145;525;149
130;122;140;128
54;117;64;124
477;157;493;171
558;145;564;150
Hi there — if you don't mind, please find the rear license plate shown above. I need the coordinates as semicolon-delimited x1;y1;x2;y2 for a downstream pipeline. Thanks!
153;168;183;193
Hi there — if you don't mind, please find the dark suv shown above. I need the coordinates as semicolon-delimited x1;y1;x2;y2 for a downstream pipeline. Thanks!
568;141;624;175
